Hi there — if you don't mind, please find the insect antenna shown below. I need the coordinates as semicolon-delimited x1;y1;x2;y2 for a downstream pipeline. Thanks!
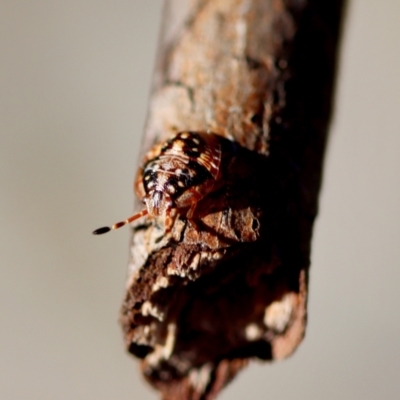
92;208;148;235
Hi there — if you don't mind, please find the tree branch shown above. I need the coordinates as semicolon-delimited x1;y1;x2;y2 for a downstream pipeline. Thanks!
121;0;345;399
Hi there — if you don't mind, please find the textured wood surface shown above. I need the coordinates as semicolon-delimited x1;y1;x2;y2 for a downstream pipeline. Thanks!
120;0;344;398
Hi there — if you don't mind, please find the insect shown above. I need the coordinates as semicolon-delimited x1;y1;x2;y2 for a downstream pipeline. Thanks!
93;131;224;235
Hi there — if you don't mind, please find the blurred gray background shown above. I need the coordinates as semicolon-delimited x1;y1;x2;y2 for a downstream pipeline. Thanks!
1;1;399;399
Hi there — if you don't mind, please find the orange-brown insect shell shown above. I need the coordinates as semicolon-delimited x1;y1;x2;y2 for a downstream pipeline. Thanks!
134;132;223;221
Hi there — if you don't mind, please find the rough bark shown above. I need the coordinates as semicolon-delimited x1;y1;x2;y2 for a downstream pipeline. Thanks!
121;0;345;399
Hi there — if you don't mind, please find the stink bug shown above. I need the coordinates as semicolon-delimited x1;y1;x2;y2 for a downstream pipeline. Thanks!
93;131;224;235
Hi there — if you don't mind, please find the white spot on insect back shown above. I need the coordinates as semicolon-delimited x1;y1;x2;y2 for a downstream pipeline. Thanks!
172;140;185;150
168;184;176;194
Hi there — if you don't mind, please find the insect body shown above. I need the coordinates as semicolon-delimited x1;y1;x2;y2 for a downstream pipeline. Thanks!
93;131;224;235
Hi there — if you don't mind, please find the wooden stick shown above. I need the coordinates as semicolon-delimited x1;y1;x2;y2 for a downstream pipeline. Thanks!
121;1;345;399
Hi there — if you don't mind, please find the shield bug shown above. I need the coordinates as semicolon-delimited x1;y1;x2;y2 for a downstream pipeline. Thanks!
93;131;224;235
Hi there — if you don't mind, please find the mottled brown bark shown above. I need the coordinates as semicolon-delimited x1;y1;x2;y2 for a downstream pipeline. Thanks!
121;0;345;399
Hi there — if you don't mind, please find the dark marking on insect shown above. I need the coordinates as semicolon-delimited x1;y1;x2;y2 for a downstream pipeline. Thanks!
93;131;225;235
